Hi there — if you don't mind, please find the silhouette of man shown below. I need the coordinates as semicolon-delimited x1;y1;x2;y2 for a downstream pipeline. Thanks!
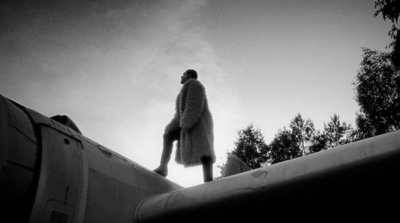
154;69;215;182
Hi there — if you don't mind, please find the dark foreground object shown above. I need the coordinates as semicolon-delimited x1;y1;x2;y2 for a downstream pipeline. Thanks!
137;130;400;222
1;93;399;222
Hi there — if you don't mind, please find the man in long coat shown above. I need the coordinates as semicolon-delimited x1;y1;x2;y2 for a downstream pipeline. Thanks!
154;69;215;182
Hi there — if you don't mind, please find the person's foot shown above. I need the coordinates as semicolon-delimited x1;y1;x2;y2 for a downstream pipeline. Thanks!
153;165;168;177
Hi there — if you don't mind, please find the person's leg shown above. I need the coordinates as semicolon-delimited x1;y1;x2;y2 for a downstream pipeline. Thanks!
154;128;181;177
201;156;213;182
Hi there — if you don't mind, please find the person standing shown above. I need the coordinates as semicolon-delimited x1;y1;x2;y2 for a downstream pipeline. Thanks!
154;69;215;182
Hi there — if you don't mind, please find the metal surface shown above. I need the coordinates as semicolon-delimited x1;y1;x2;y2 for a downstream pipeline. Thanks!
28;126;85;223
21;98;182;223
0;95;39;222
221;154;251;177
2;92;400;222
0;94;182;223
136;130;400;222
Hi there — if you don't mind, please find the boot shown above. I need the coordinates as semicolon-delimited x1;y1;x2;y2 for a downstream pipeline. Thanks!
154;131;177;177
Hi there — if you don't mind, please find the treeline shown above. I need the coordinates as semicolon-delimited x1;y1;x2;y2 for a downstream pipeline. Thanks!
229;113;353;170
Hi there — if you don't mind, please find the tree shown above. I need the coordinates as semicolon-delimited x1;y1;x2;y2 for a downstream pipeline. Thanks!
268;128;300;164
353;48;400;138
230;124;268;169
322;114;353;148
309;130;328;154
374;0;400;68
353;112;375;139
309;114;353;153
268;114;315;164
289;113;315;155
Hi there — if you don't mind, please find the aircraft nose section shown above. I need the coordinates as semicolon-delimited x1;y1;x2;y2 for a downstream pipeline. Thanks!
0;95;39;222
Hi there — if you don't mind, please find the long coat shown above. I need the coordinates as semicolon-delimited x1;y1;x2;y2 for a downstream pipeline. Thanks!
165;78;215;167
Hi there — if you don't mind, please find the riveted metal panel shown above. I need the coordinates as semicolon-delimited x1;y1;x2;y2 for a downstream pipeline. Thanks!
29;126;86;223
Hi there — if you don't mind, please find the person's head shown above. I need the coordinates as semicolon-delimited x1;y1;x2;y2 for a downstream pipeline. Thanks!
180;69;198;84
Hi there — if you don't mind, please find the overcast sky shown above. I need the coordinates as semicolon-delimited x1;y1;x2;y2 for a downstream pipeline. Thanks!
0;0;393;186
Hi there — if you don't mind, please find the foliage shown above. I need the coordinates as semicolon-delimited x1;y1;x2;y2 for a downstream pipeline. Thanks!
228;114;354;169
353;48;400;138
230;124;269;169
322;114;353;148
374;0;400;67
268;114;315;164
308;130;328;154
268;128;301;164
309;114;353;153
375;0;400;37
289;113;315;155
267;114;355;164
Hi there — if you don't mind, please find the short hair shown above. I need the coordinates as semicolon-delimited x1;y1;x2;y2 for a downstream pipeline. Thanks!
186;69;198;79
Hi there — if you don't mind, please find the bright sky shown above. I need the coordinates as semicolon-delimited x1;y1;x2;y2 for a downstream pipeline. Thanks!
0;0;393;186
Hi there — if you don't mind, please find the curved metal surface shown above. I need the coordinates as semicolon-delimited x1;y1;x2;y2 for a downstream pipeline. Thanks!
136;130;400;222
28;126;85;223
0;95;39;222
1;94;182;222
3;92;399;223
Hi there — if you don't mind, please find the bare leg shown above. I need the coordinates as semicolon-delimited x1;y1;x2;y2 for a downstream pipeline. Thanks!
201;156;213;182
